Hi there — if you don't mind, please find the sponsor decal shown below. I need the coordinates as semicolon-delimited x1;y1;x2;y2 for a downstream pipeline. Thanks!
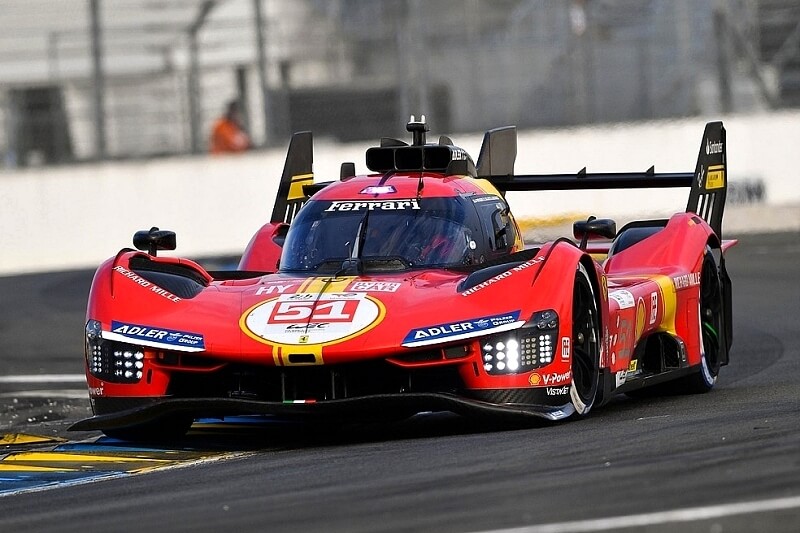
673;272;701;290
527;371;572;387
696;165;705;188
461;270;512;296
288;173;313;201
324;199;420;212
628;359;638;372
601;275;608;301
635;297;647;339
609;289;635;310
114;265;150;287
88;385;104;396
615;370;627;388
285;293;317;301
649;291;659;325
255;283;295;296
542;370;571;386
450;147;469;161
461;256;545;296
706;138;724;155
285;322;330;331
546;386;569;396
109;321;205;349
513;257;546;272
241;292;384;346
706;165;725;190
610;316;633;365
113;265;181;302
348;281;401;293
472;195;501;204
561;337;570;361
402;311;521;346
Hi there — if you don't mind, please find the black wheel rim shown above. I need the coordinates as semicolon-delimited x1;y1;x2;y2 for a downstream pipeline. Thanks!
572;272;599;404
700;258;722;376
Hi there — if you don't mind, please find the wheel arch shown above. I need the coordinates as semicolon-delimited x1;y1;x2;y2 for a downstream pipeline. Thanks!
578;254;605;354
578;253;610;405
704;234;733;364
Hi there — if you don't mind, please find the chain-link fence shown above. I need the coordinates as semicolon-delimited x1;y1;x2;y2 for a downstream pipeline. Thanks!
1;0;797;168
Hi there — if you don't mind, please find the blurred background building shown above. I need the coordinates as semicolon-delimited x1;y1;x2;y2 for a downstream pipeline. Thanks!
0;0;798;167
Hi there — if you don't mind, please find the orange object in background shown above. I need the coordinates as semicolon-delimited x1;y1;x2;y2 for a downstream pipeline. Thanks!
209;100;251;154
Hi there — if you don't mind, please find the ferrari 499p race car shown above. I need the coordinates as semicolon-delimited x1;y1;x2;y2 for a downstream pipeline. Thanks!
72;117;733;441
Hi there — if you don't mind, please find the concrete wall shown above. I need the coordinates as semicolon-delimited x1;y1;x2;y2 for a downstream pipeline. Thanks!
1;112;798;276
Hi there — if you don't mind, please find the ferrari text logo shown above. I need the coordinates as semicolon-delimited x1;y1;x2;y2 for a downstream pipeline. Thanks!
324;200;420;212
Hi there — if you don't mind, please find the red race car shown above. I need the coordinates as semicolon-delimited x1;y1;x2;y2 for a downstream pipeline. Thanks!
72;117;733;441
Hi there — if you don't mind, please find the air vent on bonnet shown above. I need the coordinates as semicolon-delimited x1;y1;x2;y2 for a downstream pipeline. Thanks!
129;256;207;299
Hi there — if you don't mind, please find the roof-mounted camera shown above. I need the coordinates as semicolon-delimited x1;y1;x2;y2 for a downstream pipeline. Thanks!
406;114;429;146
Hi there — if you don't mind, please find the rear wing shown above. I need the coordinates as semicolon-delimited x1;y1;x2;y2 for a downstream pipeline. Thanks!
479;122;727;237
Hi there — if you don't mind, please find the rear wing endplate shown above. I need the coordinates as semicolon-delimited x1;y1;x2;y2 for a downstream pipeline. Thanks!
685;121;727;238
270;131;314;224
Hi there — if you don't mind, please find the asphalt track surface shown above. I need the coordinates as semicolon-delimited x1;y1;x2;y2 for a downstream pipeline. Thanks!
1;232;799;532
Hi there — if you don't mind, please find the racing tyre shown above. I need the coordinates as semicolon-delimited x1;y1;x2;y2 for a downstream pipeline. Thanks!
101;415;194;443
682;250;724;393
570;264;601;416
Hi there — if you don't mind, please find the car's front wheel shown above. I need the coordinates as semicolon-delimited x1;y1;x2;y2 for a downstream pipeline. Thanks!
570;264;601;416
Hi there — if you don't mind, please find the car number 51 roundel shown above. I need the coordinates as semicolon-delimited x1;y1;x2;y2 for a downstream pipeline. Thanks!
240;292;385;346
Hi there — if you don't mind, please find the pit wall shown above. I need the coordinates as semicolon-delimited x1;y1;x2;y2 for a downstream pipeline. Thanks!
1;112;798;276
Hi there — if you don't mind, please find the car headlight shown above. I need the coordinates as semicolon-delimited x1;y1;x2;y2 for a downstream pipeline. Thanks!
85;320;144;383
482;310;558;375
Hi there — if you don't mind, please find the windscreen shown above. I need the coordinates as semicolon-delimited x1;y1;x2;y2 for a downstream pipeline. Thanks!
280;197;480;272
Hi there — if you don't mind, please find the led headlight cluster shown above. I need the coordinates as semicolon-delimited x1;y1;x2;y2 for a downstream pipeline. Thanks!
482;339;520;373
482;310;559;375
519;332;554;367
85;320;145;384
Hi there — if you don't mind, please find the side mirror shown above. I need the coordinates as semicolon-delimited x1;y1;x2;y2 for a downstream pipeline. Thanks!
133;227;177;257
492;208;511;249
340;162;356;180
573;217;616;250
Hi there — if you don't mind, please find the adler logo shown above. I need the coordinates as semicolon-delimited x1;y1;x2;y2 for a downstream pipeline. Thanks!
706;139;723;155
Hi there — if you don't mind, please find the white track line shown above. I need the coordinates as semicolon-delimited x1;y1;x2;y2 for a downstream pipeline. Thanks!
0;374;85;384
479;495;800;533
0;390;88;399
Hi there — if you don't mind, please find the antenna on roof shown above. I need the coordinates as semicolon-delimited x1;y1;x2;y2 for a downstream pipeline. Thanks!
407;114;429;146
